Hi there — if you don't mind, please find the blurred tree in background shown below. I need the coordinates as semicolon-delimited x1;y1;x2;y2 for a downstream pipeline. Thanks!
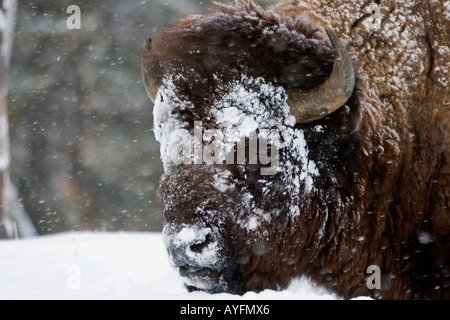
0;0;16;239
8;0;275;235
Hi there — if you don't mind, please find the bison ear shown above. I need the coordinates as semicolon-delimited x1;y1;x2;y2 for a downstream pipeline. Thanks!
146;37;152;50
286;29;355;124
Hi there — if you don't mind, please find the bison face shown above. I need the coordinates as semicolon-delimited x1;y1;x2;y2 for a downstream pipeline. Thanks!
153;68;360;293
155;74;320;293
144;3;362;294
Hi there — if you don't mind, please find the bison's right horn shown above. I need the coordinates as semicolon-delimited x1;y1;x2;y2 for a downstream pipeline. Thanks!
286;29;355;124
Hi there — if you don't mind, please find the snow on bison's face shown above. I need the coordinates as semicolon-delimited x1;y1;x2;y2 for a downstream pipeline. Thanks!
155;74;323;294
143;7;361;294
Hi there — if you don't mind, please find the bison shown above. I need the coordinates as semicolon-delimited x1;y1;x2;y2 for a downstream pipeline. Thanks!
142;0;450;299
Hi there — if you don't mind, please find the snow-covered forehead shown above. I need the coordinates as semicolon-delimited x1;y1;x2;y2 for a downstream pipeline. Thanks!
153;73;321;222
153;74;295;175
153;74;297;144
210;75;296;134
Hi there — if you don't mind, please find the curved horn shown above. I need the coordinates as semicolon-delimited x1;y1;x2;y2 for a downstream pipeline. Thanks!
144;75;160;103
286;29;355;124
142;37;161;103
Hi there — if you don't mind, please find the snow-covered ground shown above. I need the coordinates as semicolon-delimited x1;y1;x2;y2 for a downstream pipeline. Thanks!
0;232;349;300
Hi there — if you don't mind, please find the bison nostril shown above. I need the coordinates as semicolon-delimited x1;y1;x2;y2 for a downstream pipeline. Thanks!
165;226;220;268
189;233;212;253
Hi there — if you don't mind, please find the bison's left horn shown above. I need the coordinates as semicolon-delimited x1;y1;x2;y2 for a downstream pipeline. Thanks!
144;76;160;104
142;37;161;103
286;29;355;124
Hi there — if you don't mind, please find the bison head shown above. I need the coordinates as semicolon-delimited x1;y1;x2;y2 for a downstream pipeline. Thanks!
143;1;370;295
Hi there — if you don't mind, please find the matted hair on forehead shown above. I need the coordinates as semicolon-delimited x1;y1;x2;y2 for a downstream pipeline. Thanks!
143;0;334;102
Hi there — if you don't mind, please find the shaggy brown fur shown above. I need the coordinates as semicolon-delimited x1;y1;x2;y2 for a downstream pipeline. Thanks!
143;0;450;299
